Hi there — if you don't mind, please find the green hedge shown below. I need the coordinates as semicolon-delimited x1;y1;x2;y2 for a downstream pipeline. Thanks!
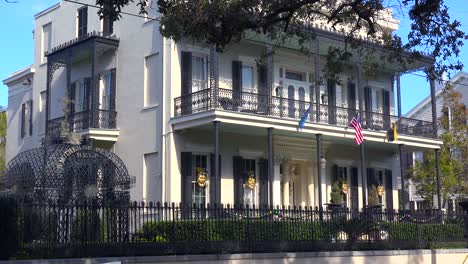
137;219;464;243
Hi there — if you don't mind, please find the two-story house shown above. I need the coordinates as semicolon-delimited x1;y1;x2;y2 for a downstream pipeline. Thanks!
3;0;443;210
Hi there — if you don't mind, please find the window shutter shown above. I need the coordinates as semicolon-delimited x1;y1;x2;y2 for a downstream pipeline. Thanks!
181;152;193;205
347;82;356;110
367;168;375;187
385;169;393;210
258;158;268;207
332;164;339;183
83;7;88;36
84;78;91;111
21;103;25;138
350;167;359;211
232;61;242;111
233;156;244;206
383;89;390;129
69;83;76;114
364;87;373;128
29;101;33;136
210;153;222;205
110;69;116;110
181;52;192;115
257;64;268;113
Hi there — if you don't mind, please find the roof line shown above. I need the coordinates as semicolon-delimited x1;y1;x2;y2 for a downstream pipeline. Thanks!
34;2;61;19
404;71;468;117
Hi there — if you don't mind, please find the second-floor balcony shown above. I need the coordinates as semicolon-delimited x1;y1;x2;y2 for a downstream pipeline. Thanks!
174;88;435;139
47;109;117;139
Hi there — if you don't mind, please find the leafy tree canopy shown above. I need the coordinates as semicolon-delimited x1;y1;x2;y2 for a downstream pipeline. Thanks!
92;0;467;78
408;85;468;207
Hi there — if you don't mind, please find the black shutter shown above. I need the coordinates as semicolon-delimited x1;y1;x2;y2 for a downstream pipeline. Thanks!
347;82;356;122
69;83;76;114
350;167;359;211
258;158;268;207
110;69;116;110
383;89;390;129
181;152;193;205
364;87;373;128
210;153;222;205
232;61;242;111
257;64;267;114
84;78;91;111
327;79;336;125
83;7;88;36
181;52;192;114
29;101;33;136
21;103;25;138
385;169;393;210
332;164;339;184
367;168;375;187
233;156;243;206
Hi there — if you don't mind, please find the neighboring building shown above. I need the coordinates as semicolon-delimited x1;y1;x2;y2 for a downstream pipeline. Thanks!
3;0;443;210
404;71;468;210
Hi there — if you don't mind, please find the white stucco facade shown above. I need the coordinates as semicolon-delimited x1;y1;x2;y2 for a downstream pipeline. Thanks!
3;0;443;210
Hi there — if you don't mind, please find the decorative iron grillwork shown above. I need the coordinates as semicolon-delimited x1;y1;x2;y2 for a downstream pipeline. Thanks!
3;143;133;205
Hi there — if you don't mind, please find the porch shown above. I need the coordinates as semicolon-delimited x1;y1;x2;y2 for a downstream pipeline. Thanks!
174;88;435;139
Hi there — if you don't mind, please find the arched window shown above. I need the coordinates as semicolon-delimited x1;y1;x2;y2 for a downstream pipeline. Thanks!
288;85;295;118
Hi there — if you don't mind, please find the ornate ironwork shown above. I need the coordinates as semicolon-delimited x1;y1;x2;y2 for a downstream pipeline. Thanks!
174;88;436;138
46;110;117;137
3;143;133;205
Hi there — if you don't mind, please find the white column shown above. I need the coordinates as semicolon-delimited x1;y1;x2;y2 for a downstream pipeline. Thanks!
273;163;282;206
307;162;315;207
282;161;290;206
321;166;327;209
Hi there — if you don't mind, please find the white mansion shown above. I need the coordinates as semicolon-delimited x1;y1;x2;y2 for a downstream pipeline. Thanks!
3;0;443;210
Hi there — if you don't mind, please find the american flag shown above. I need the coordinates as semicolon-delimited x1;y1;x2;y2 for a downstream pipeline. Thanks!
349;113;364;145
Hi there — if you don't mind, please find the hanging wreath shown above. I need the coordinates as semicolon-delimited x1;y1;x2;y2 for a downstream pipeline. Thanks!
196;168;207;188
341;183;349;194
245;171;256;190
377;185;385;196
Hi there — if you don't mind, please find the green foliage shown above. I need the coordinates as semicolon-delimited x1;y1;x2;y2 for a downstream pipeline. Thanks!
330;182;343;204
409;85;468;207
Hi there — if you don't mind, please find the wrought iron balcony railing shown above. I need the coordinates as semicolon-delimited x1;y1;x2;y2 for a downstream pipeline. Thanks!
47;109;117;137
174;88;435;138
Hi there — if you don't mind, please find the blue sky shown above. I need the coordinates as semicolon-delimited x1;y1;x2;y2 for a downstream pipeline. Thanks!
0;0;467;114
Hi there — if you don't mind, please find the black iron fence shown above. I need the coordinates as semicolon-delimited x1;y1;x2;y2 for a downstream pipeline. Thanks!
3;201;466;259
174;88;435;138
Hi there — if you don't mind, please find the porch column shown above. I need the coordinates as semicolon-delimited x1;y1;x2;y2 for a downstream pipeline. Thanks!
212;121;221;205
399;144;407;210
273;161;281;206
91;39;97;128
266;43;273;115
282;161;290;207
357;59;367;208
396;73;402;118
429;69;438;138
210;45;219;108
66;51;72;129
268;127;274;207
316;134;323;212
435;149;442;209
314;39;321;122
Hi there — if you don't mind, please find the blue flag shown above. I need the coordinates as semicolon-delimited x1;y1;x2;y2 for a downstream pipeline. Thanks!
298;104;311;129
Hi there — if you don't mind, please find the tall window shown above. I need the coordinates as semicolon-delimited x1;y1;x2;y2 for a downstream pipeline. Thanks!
241;66;254;92
41;23;52;63
21;100;33;138
144;53;159;107
371;88;383;113
40;91;46;134
100;72;113;110
242;159;256;206
74;79;89;112
77;7;88;38
192;155;208;205
144;152;161;202
192;55;207;92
